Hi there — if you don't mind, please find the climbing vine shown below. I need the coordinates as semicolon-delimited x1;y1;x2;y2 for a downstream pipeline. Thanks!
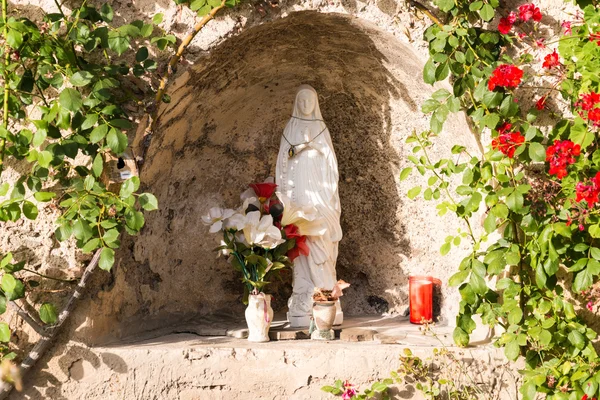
0;0;238;393
402;0;600;399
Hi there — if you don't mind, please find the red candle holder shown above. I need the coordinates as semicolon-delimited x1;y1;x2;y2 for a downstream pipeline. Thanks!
409;275;433;324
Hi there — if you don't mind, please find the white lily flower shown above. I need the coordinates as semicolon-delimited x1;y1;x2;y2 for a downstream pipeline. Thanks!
277;193;326;237
202;207;235;233
242;211;285;249
224;212;247;231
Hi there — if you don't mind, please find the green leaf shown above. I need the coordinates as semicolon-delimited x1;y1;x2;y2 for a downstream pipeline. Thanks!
99;247;115;271
139;193;158;211
407;186;421;200
0;296;6;315
70;71;94;87
453;327;469;347
108;33;130;56
528;142;546;162
480;4;495;21
136;47;149;62
520;381;537;400
508;307;523;325
39;303;58;324
90;124;109;144
440;242;451;256
506;191;524;212
573;269;593;292
125;210;145;231
568;330;586;350
84;175;95;191
103;229;120;245
0;182;9;196
120;177;139;198
423;58;436;85
197;5;212;16
190;0;207;11
421;99;440;113
6;29;23;48
469;1;483;11
81;114;98;130
81;238;101;253
106;128;128;154
37;150;53;168
23;201;39;220
449;270;469;286
570;118;594;149
152;13;164;24
32;129;47;147
470;272;488;295
400;167;412;181
0;322;10;343
100;3;114;22
504;340;520;361
1;274;25;301
92;153;104;178
59;88;83;112
484;213;496;233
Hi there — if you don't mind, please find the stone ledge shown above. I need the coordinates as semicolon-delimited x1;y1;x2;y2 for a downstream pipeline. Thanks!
17;316;519;400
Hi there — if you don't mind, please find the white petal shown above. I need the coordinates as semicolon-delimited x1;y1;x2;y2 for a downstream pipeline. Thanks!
209;207;223;219
209;221;223;233
222;209;236;219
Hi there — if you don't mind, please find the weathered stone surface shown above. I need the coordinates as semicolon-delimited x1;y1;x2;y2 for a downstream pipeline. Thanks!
340;328;376;342
15;332;521;400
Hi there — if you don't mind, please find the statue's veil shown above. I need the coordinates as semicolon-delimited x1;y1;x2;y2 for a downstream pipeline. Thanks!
291;84;324;121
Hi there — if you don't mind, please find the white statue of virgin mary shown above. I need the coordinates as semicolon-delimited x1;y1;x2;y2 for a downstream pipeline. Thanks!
276;85;343;327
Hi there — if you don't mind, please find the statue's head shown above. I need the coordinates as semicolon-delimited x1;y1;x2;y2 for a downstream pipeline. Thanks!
296;90;316;117
293;85;321;120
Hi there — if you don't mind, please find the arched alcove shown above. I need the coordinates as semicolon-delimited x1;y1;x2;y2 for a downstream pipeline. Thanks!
80;10;479;342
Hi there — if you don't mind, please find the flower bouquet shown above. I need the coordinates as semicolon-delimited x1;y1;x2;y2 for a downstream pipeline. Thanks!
203;180;325;341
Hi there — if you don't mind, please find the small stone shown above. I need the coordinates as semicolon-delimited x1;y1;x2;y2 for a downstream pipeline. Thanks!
339;328;376;342
269;330;310;340
227;328;249;339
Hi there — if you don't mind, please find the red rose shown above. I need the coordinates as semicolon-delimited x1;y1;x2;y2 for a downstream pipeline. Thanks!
519;4;542;22
535;96;547;110
488;64;524;91
287;235;309;261
492;123;525;158
576;175;600;207
542;50;560;69
498;14;516;34
283;224;301;239
249;182;277;202
546;140;580;179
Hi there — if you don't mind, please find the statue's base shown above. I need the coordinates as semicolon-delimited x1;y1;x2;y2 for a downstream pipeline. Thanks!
311;329;335;340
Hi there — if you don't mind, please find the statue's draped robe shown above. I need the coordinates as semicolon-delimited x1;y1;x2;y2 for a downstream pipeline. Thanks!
276;86;342;317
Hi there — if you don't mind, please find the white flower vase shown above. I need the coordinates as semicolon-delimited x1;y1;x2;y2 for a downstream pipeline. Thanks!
311;301;336;340
245;293;273;342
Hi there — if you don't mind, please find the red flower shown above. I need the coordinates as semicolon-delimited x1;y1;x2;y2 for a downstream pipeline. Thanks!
587;301;594;311
498;13;516;34
249;182;277;202
492;123;525;158
283;224;301;239
287;235;309;261
589;108;600;125
342;381;357;400
542;50;560;69
488;64;524;91
561;21;572;35
582;395;588;400
536;96;547;110
519;4;542;22
546;140;580;179
591;33;600;45
575;173;600;207
578;92;600;111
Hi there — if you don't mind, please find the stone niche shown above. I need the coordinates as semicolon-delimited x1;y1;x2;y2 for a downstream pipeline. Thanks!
80;11;479;343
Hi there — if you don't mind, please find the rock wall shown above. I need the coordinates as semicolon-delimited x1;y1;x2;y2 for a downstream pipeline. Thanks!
74;11;479;343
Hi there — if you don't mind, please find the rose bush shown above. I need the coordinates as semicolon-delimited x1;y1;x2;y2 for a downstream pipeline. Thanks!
402;0;600;398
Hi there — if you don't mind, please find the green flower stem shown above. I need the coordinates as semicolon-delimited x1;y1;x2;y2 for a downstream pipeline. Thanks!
0;0;9;178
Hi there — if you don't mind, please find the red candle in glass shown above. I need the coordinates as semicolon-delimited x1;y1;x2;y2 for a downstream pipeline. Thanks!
409;276;433;324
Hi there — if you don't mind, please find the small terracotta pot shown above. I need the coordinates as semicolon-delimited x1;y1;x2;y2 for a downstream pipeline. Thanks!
312;301;336;331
